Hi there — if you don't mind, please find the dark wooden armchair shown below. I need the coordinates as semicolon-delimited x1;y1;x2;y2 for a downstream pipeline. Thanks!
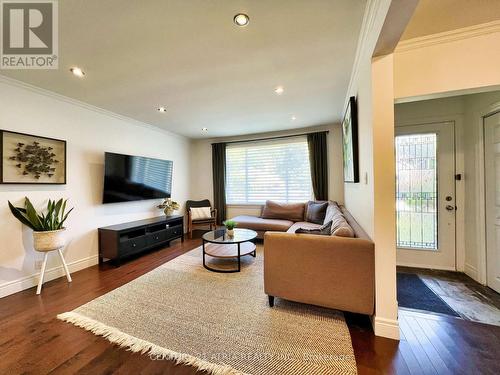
186;199;217;238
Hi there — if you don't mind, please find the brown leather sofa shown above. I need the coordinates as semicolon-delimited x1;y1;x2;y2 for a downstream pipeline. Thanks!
232;203;375;315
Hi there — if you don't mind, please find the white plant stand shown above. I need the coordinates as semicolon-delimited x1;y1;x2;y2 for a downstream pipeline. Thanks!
36;247;72;295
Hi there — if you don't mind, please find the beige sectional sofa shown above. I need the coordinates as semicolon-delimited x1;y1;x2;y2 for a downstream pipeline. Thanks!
228;215;295;239
230;201;375;315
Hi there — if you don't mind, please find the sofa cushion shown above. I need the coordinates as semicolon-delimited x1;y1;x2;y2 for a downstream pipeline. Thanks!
286;221;322;233
323;201;340;224
304;201;328;224
231;215;294;232
332;225;354;237
324;201;354;237
331;212;354;238
261;200;305;222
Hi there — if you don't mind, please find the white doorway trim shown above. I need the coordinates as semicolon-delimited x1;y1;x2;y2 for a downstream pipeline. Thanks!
475;101;500;285
395;115;465;272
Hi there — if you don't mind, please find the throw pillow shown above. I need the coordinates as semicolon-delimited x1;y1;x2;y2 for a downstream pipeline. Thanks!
190;207;212;220
295;221;332;236
330;208;354;237
261;200;305;222
332;225;354;237
323;201;340;225
305;201;328;224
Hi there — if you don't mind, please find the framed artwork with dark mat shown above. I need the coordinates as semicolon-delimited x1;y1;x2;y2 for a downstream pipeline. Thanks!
342;96;359;183
0;130;66;184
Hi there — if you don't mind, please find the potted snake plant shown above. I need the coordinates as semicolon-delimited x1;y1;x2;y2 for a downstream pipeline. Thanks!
8;198;73;252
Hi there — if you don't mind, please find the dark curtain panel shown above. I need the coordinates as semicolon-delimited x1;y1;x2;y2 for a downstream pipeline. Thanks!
212;142;227;224
307;132;329;201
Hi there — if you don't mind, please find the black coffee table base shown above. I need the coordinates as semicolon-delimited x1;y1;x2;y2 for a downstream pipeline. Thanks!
202;239;256;273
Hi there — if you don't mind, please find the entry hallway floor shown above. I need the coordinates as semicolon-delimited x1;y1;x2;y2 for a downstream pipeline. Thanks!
398;266;500;326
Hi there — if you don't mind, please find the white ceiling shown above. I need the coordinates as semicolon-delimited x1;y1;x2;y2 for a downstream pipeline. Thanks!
1;0;367;139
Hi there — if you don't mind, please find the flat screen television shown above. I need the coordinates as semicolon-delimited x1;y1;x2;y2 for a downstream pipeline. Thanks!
103;152;173;204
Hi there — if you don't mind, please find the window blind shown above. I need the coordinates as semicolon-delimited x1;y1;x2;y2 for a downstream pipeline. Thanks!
225;137;312;204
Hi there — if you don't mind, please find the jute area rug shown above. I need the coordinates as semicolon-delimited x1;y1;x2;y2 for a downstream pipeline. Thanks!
58;245;357;375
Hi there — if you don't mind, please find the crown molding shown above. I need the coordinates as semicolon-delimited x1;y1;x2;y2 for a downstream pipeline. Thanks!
345;0;391;106
0;74;187;141
396;20;500;53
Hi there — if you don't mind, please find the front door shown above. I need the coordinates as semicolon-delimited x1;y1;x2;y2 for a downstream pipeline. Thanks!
395;122;456;270
484;112;500;293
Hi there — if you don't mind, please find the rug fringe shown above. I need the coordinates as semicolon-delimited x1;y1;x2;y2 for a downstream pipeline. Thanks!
57;312;247;375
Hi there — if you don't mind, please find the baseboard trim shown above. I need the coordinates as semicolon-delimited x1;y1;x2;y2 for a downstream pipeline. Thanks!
0;255;98;298
464;263;480;283
371;316;400;340
397;262;456;271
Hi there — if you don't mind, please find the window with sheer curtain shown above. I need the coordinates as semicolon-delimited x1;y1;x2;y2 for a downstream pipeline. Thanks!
225;137;312;204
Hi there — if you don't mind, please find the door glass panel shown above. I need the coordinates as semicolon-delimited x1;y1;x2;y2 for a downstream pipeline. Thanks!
396;133;438;250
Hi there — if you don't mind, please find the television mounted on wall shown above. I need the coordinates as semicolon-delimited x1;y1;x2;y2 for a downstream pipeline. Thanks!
103;152;173;204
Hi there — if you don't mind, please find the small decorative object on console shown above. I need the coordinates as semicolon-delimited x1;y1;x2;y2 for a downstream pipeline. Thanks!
158;198;180;216
223;219;237;237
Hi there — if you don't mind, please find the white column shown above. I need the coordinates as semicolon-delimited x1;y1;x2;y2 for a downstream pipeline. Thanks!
371;53;399;340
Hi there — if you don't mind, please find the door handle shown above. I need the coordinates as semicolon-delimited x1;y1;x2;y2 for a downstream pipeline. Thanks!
445;205;455;211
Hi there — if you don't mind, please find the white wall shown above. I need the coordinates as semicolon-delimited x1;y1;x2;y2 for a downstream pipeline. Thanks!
395;90;500;282
343;57;375;237
0;78;191;298
190;124;344;219
462;91;500;282
394;28;500;100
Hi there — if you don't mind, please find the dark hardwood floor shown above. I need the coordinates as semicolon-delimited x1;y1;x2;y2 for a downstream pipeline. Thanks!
1;232;499;374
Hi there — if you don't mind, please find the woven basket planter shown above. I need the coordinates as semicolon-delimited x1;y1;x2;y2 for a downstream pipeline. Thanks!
33;228;66;252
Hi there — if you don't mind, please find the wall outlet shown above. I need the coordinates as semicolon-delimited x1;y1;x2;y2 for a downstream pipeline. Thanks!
34;260;43;270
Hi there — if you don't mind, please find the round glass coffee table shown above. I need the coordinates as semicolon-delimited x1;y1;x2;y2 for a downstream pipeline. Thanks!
202;228;258;273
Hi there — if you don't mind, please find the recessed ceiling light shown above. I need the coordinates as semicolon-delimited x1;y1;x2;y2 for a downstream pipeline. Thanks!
157;106;167;113
202;127;208;132
274;86;284;95
291;116;297;121
69;67;85;77
233;13;249;27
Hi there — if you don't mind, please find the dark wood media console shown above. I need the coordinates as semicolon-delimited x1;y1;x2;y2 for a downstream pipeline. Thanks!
98;215;184;265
